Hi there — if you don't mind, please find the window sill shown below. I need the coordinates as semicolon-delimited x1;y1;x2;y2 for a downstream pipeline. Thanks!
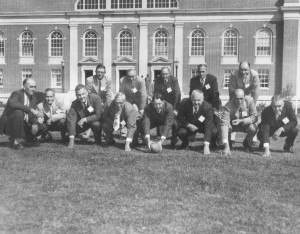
221;56;238;65
19;57;35;65
254;56;272;64
48;57;63;65
188;56;205;65
0;57;5;65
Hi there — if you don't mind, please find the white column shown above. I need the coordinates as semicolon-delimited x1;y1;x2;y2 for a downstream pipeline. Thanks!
103;23;112;79
69;24;79;92
139;23;148;76
174;22;184;91
106;0;111;9
142;0;147;8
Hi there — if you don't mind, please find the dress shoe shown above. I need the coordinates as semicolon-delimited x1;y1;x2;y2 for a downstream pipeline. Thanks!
42;132;53;142
12;142;25;150
27;139;40;147
283;144;294;153
243;139;254;152
104;139;116;146
210;142;217;151
178;141;189;150
170;143;176;150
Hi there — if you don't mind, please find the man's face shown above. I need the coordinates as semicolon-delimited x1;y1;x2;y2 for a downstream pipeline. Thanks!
127;70;136;82
115;97;125;111
191;93;204;108
76;88;88;103
239;63;250;79
198;66;207;79
234;93;245;107
96;68;105;79
45;91;55;106
272;100;284;115
161;68;170;81
24;79;36;96
152;98;163;112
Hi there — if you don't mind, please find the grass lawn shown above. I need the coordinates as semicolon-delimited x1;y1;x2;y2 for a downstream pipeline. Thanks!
0;131;299;234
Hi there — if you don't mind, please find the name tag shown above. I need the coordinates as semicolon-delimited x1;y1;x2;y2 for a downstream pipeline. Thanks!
282;117;289;124
242;111;248;117
121;120;126;125
87;106;94;113
245;84;250;88
167;87;172;93
100;86;106;91
205;84;210;90
132;88;137;93
198;115;205;122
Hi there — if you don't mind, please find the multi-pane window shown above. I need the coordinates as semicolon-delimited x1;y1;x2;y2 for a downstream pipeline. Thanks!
223;29;238;56
258;69;269;88
119;30;133;57
111;0;142;9
50;31;63;57
190;29;205;56
0;70;3;86
223;70;234;88
21;31;34;57
51;69;62;87
147;0;178;8
84;30;98;57
154;29;168;57
256;29;272;56
0;33;5;57
191;69;198;78
22;69;32;81
76;0;106;9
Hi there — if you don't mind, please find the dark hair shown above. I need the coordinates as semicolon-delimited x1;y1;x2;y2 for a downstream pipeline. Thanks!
23;78;30;86
45;88;55;94
152;92;164;102
75;84;87;92
197;64;207;69
95;64;106;72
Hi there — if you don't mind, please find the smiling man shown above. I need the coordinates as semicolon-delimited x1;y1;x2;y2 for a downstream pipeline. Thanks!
0;78;46;149
257;94;298;157
66;84;103;148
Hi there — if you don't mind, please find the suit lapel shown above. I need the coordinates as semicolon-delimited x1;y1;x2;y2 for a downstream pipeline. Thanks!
92;76;99;94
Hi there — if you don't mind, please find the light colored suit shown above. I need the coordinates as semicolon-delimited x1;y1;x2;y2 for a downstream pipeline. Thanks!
86;75;113;103
36;100;66;123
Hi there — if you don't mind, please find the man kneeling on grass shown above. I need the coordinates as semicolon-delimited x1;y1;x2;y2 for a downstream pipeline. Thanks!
67;84;103;148
102;92;139;151
257;94;298;157
221;89;258;155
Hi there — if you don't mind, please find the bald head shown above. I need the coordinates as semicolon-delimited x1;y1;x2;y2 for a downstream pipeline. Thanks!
239;61;250;78
23;78;36;96
234;89;245;98
127;69;137;82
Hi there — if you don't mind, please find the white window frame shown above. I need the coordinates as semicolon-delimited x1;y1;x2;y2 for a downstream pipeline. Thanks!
188;29;205;64
153;29;169;59
0;69;3;87
83;30;99;58
0;32;6;65
51;69;62;88
48;31;64;65
75;0;106;10
111;0;142;9
21;69;32;83
223;69;234;89
191;68;198;78
19;31;35;65
254;28;272;64
221;28;238;64
147;0;178;8
118;29;133;57
258;69;270;89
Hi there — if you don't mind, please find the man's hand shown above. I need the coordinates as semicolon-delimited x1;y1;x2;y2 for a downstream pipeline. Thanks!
77;118;86;128
139;109;144;115
232;119;243;126
173;110;178;116
31;124;38;135
204;144;210;155
222;142;231;156
263;147;271;157
46;118;52;126
187;124;198;133
272;128;283;141
31;109;43;118
68;138;75;149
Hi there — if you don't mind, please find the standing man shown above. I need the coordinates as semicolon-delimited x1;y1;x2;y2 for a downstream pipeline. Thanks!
177;89;218;154
154;67;181;114
0;78;46;149
36;88;67;142
119;69;147;115
257;94;298;157
189;64;221;110
220;89;258;155
86;64;113;105
66;84;103;148
138;93;178;149
102;92;138;152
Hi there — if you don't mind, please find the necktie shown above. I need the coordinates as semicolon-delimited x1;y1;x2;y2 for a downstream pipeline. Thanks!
200;79;204;87
113;114;121;131
24;94;30;122
238;107;243;119
193;107;198;118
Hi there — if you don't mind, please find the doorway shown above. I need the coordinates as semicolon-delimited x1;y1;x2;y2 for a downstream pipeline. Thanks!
119;70;127;80
85;70;94;79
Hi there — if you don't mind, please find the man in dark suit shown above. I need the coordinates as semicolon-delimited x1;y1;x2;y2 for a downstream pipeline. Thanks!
119;69;147;115
177;89;218;154
189;64;221;110
102;92;139;151
66;84;103;148
154;67;181;114
139;93;178;149
0;78;46;149
257;94;298;157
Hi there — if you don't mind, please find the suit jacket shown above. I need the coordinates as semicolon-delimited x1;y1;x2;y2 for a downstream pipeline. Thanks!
86;75;113;103
260;101;298;133
0;89;38;135
67;93;103;136
229;69;260;104
177;98;214;142
102;100;138;139
119;76;147;111
189;74;221;109
154;75;181;111
36;100;66;123
142;101;174;138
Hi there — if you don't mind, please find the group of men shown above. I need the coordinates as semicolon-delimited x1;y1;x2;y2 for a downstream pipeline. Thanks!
0;62;298;157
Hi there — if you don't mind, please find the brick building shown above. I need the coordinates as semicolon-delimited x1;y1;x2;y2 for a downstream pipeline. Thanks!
0;0;299;103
